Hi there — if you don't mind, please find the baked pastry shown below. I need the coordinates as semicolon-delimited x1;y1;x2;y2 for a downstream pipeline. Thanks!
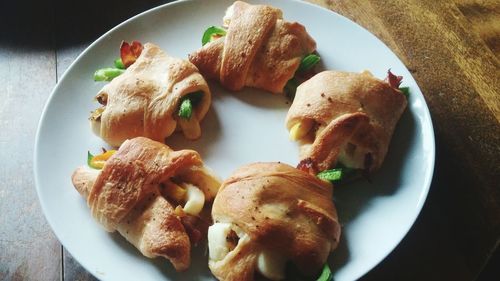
188;1;316;94
207;162;340;280
71;137;221;271
286;70;408;174
90;43;211;147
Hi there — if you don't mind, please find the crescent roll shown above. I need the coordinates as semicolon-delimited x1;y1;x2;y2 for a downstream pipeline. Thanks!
188;1;316;94
71;137;221;271
90;43;211;147
208;162;340;281
286;70;408;174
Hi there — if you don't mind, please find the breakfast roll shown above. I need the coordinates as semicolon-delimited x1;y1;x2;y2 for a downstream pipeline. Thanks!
71;137;221;271
90;43;211;147
189;1;316;94
286;70;408;174
208;162;340;281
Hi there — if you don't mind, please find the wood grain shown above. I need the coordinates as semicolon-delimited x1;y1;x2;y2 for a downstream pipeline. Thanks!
0;0;498;280
53;1;167;279
0;1;61;280
311;0;500;277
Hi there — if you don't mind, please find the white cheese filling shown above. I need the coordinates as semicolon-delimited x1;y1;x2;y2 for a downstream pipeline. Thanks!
256;249;287;280
182;183;205;216
208;222;233;261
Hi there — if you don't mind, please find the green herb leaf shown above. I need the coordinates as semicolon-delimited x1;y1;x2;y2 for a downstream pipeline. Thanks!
114;58;125;69
316;264;333;281
317;169;343;182
93;68;125;81
298;54;321;73
87;151;94;167
399;86;410;98
285;77;300;101
177;91;204;120
178;99;193;119
202;26;227;46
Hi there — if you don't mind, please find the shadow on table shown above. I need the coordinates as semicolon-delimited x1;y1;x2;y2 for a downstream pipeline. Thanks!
0;0;171;49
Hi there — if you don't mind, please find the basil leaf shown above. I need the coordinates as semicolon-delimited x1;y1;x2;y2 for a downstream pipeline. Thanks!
178;99;193;119
316;264;333;281
399;86;410;98
298;54;320;73
93;68;125;81
317;169;343;182
114;58;125;69
202;26;227;46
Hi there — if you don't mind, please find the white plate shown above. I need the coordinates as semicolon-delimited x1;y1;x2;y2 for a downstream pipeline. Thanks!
34;0;435;280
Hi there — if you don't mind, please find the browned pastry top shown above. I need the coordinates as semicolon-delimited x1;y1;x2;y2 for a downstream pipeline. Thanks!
71;137;221;271
286;70;408;172
210;162;340;280
86;137;202;231
189;1;316;93
95;43;211;146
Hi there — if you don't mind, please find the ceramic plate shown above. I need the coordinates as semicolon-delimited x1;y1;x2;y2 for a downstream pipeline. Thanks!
34;0;435;280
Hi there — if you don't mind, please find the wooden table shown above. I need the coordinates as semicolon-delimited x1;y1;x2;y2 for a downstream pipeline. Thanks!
1;0;498;280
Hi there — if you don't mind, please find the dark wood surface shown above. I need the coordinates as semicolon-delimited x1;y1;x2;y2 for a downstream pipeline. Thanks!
1;0;498;280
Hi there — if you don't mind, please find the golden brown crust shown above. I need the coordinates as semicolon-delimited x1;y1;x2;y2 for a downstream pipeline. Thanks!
188;1;316;94
71;137;221;271
209;162;340;280
95;43;211;146
286;70;408;172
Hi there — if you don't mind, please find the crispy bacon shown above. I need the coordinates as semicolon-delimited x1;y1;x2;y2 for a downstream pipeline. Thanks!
120;40;143;68
297;157;319;175
180;215;209;246
386;69;403;88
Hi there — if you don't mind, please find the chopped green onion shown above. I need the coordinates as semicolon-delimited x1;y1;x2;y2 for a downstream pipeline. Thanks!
285;77;300;101
87;151;94;167
298;54;320;73
177;91;204;120
93;68;125;81
178;99;193;119
114;58;125;69
399;86;410;98
202;26;227;46
316;264;333;281
317;169;343;182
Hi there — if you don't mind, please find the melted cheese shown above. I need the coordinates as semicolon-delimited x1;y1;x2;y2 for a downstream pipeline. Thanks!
208;222;233;261
256;249;287;280
182;183;205;216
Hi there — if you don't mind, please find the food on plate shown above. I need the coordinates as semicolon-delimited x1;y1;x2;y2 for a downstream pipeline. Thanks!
90;42;211;147
188;1;317;94
207;162;340;280
71;137;221;271
286;70;408;176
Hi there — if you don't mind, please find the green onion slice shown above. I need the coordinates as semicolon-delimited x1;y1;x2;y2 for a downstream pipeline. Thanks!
114;58;125;69
317;168;343;182
93;68;125;81
87;151;94;167
298;54;321;73
202;26;227;46
178;91;204;119
399;86;410;98
178;99;193;119
316;264;333;281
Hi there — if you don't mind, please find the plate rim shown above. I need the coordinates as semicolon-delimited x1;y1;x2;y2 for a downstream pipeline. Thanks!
33;0;436;280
